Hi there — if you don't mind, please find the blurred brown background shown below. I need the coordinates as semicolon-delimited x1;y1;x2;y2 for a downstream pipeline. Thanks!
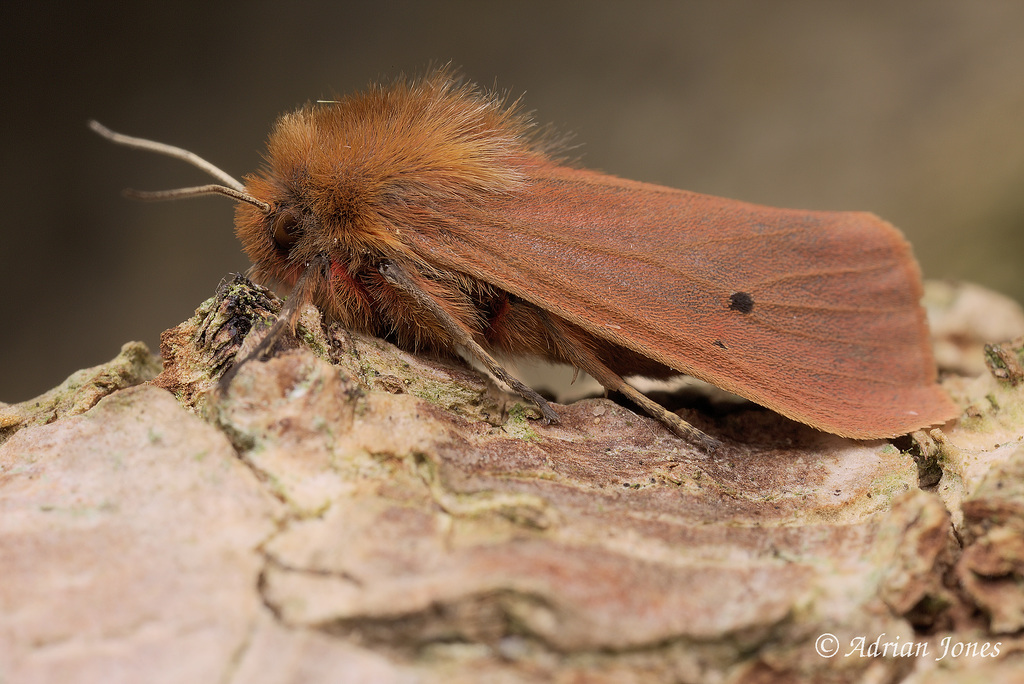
2;1;1022;402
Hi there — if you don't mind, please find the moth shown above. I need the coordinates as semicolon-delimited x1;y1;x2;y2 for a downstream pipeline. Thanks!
91;69;957;449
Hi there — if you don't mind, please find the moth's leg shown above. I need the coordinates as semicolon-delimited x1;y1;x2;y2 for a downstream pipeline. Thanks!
537;311;721;451
218;257;328;393
378;261;560;424
609;379;721;452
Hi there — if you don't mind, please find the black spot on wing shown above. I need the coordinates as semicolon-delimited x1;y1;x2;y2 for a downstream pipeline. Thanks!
728;291;754;314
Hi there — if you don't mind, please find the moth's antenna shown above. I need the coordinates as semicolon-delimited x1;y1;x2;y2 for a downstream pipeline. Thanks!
123;184;271;212
88;120;271;213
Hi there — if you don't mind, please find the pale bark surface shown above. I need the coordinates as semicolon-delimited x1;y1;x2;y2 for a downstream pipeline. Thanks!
2;278;1023;683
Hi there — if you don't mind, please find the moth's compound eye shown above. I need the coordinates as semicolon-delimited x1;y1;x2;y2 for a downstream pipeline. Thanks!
271;210;302;254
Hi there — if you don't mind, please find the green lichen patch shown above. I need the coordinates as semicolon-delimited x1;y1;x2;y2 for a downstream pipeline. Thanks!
0;341;161;445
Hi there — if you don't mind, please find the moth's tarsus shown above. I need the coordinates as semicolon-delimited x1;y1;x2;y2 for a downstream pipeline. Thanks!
378;260;561;425
216;317;284;394
532;306;721;451
599;375;720;451
216;257;329;395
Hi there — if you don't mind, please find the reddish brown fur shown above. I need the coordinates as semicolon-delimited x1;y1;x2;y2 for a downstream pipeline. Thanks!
233;69;957;439
236;73;540;345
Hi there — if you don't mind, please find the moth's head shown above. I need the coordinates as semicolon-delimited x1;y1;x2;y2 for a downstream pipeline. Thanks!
89;116;386;329
232;170;322;292
231;102;414;292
